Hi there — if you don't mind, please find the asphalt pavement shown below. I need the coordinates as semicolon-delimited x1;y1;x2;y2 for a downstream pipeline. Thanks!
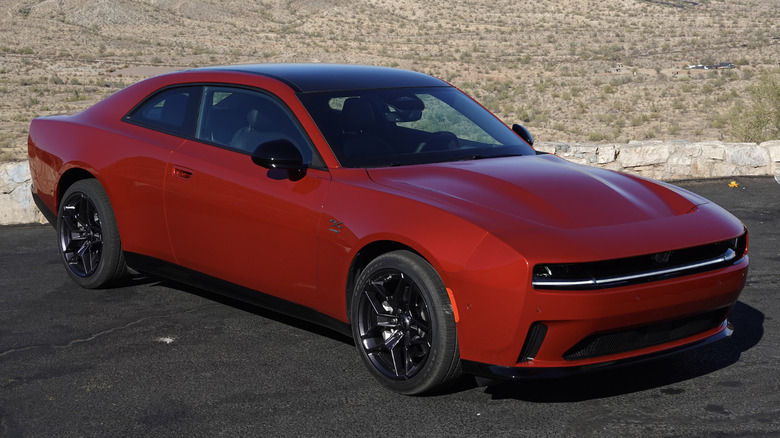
1;176;778;437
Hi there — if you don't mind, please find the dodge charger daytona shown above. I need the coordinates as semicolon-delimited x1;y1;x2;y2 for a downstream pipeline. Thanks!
28;64;749;394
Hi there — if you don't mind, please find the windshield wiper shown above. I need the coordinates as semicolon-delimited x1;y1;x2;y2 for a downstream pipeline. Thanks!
454;153;523;162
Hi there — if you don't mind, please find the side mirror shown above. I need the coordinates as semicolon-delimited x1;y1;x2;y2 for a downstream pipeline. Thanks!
512;124;534;147
251;139;307;171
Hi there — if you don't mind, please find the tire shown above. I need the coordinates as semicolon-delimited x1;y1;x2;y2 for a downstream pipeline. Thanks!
57;179;127;289
351;250;462;395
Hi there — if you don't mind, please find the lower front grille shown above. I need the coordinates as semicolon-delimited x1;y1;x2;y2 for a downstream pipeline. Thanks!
563;308;729;361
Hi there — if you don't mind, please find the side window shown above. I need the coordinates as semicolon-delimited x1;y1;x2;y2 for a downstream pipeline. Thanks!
196;86;323;167
125;86;202;137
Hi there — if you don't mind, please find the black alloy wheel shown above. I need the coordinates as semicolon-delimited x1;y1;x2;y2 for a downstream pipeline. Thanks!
358;269;432;379
352;250;461;395
57;179;126;288
60;191;102;277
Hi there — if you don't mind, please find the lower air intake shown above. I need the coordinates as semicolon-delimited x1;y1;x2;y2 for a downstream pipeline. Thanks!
563;308;729;361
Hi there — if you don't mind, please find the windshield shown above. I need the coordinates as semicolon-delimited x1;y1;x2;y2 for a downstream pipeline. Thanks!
297;87;535;168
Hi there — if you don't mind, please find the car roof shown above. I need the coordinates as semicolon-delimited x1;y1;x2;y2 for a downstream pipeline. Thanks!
190;64;450;93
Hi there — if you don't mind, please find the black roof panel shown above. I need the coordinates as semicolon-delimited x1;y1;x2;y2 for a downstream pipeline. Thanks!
192;64;449;92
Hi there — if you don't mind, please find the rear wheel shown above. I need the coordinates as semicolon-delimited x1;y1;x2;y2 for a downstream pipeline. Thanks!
57;179;126;288
351;250;461;395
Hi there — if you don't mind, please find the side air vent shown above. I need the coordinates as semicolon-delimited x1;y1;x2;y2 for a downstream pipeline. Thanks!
517;323;548;362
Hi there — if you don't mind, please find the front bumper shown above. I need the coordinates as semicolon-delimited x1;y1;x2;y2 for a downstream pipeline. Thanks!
461;320;733;380
451;250;747;371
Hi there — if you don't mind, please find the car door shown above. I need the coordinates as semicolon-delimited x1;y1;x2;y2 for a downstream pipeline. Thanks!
164;85;331;307
118;85;202;262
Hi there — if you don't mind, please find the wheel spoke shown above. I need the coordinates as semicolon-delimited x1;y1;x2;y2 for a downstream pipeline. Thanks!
61;212;79;232
408;315;429;334
369;276;392;302
360;324;387;342
62;212;85;265
384;273;408;310
77;194;90;225
363;339;384;355
364;328;401;355
75;237;91;273
387;334;407;377
85;242;101;274
408;337;431;354
404;340;418;376
63;249;80;265
408;297;430;334
375;313;398;328
63;235;86;254
383;329;403;352
363;288;391;315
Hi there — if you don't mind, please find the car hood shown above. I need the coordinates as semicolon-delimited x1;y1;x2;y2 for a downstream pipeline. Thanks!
367;154;708;231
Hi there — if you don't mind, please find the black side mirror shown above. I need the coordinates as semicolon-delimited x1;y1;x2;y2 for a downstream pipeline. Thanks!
512;124;534;147
251;139;307;171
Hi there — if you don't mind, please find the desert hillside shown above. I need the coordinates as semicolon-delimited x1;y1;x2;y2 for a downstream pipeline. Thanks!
1;0;779;161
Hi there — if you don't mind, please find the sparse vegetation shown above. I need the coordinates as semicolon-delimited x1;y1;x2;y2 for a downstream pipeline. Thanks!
727;69;780;143
0;0;779;162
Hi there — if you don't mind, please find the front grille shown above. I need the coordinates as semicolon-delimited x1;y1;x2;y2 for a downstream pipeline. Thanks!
533;232;747;290
563;308;729;361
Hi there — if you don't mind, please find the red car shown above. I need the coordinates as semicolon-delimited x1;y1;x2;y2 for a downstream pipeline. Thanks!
28;64;748;395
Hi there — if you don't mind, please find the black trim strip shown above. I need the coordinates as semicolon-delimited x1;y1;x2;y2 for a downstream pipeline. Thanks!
124;252;352;338
461;321;732;380
31;187;57;228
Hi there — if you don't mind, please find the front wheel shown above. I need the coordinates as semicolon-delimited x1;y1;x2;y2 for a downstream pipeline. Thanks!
351;250;462;395
57;179;126;288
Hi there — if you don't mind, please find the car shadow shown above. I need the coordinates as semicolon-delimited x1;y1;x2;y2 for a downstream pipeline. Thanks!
106;272;161;289
475;300;764;401
130;271;763;400
146;276;355;346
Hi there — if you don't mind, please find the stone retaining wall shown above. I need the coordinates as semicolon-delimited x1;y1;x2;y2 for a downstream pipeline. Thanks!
534;140;780;181
3;140;780;226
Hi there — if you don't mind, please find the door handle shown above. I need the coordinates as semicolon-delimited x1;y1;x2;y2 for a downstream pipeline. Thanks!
172;166;193;181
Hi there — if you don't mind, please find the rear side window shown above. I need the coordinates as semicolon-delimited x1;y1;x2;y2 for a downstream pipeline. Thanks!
125;86;202;137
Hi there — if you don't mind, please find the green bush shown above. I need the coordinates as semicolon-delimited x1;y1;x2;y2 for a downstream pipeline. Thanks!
730;69;780;143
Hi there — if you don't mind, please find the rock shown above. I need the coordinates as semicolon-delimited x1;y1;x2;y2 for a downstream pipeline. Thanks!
0;161;47;226
533;142;558;154
700;142;727;161
619;141;672;167
597;145;617;164
727;143;771;169
763;140;780;177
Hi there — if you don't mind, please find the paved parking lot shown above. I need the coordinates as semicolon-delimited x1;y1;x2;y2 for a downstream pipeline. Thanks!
1;176;778;437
